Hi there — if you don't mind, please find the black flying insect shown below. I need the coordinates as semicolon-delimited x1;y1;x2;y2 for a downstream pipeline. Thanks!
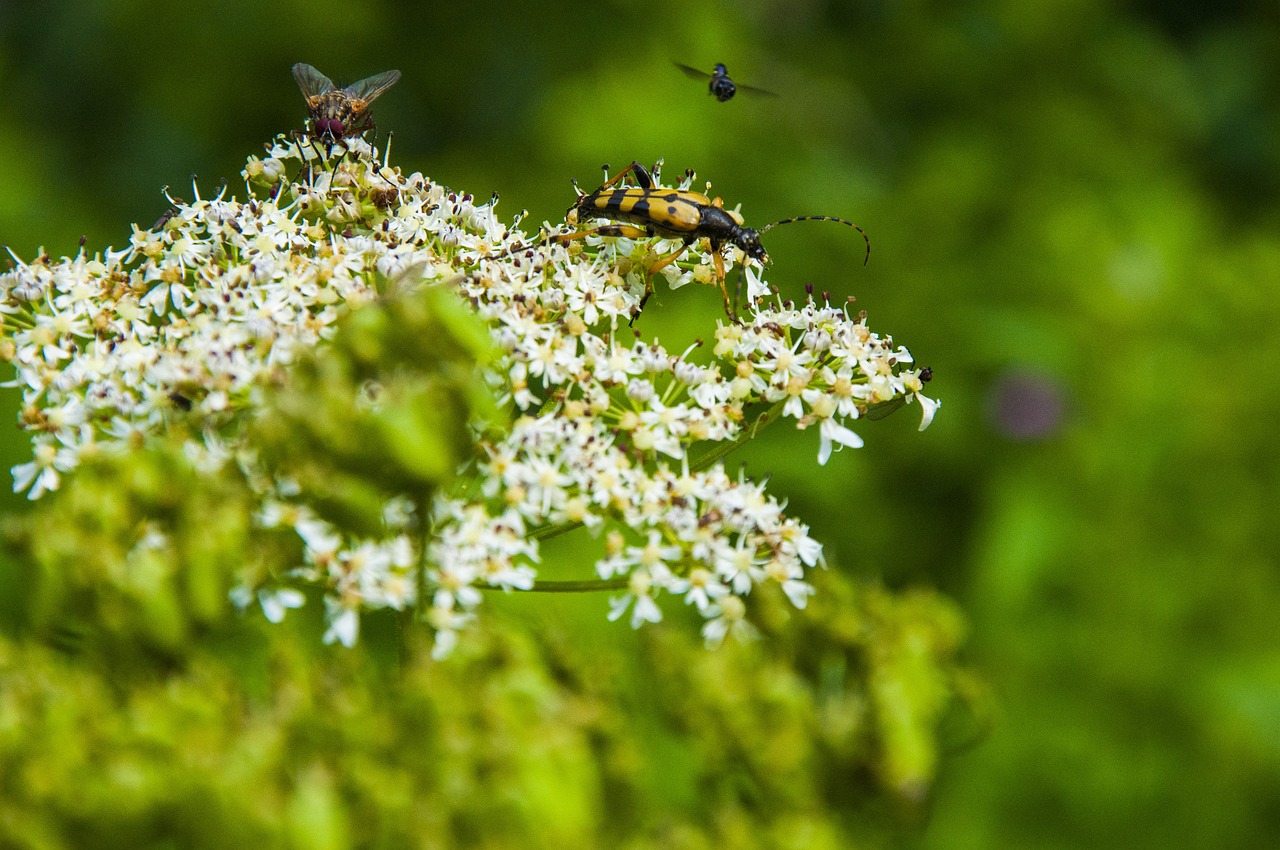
672;62;776;102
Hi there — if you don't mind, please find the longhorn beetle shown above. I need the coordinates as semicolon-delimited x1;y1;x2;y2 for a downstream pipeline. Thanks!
537;160;869;321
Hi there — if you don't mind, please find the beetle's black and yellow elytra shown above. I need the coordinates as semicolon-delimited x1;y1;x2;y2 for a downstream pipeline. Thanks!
575;185;765;259
582;186;702;235
560;161;768;319
491;160;869;322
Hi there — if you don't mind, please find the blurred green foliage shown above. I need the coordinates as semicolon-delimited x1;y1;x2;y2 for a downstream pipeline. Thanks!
0;383;968;847
0;215;969;846
2;0;1280;847
0;574;966;849
253;281;497;536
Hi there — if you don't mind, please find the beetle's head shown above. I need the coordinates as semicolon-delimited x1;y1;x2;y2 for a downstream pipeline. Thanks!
731;219;767;263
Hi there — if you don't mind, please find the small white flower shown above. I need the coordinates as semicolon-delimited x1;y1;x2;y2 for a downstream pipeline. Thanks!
915;392;940;430
817;417;865;465
701;595;757;648
608;590;664;629
714;536;767;595
780;579;815;609
742;263;770;305
322;601;360;647
297;514;342;559
260;588;306;623
682;567;730;613
11;438;77;499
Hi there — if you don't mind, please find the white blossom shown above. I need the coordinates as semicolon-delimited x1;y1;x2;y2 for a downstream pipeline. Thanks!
0;133;938;656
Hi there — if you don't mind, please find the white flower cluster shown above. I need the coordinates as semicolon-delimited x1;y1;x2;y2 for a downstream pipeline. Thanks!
0;135;937;655
429;414;823;650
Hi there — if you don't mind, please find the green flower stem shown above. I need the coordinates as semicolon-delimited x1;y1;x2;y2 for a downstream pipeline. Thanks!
497;577;631;593
2;313;36;331
528;518;586;542
414;492;433;617
687;398;788;472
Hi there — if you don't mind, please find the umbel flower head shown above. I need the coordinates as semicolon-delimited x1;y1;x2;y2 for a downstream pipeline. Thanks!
0;133;937;656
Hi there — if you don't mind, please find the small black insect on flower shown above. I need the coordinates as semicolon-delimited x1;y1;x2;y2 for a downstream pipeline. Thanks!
292;63;401;143
672;62;776;102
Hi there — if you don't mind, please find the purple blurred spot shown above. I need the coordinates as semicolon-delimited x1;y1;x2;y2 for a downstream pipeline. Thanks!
987;370;1067;441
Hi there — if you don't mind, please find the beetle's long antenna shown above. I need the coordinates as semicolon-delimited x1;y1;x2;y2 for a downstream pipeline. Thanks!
759;216;870;266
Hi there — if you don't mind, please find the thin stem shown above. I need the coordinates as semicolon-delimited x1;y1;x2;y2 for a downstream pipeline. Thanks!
2;312;36;331
688;398;787;473
413;492;433;619
530;517;585;542
388;491;436;671
480;577;630;593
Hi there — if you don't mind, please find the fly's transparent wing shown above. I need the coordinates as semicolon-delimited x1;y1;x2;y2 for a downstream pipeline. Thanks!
674;62;776;98
737;82;778;98
344;70;402;104
672;61;711;81
864;397;907;421
292;62;337;98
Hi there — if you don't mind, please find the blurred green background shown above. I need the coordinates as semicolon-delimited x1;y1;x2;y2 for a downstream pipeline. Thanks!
2;0;1279;846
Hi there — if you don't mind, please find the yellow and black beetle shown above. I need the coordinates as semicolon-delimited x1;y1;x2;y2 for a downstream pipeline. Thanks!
552;160;870;320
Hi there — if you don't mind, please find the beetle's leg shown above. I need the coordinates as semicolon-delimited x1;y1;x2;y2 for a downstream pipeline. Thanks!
631;162;654;189
550;223;651;244
549;222;661;323
596;161;653;192
622;242;693;324
645;242;691;276
710;249;737;321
